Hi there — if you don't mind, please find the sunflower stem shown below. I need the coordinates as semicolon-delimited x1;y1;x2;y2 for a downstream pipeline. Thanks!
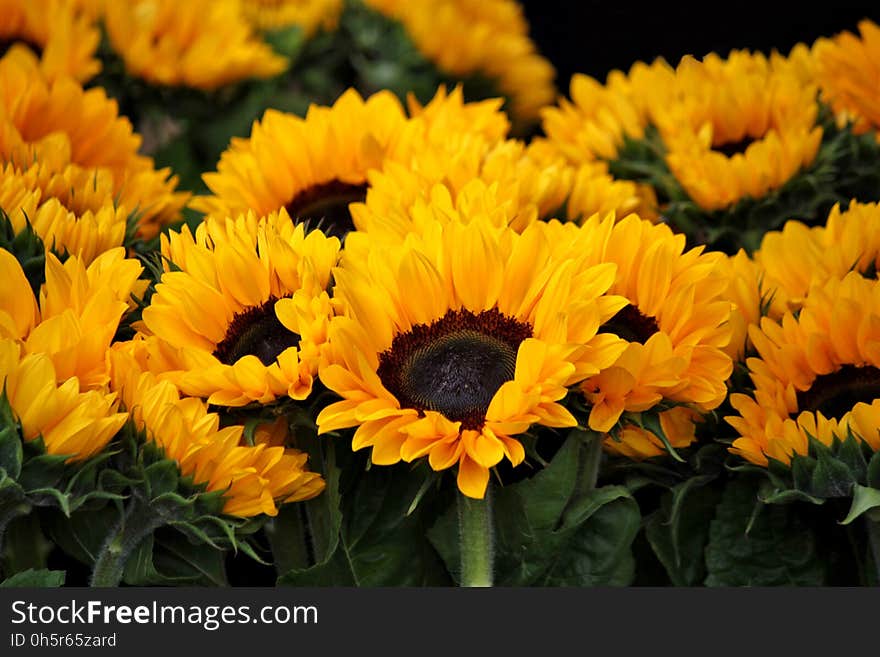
90;498;163;587
866;515;880;586
457;485;494;587
576;429;604;498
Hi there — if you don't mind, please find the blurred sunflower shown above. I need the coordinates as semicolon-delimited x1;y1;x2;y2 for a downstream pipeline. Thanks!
754;200;880;316
0;338;128;461
544;214;734;458
0;246;144;390
656;51;822;211
240;0;342;36
540;70;647;164
362;0;555;128
1;162;129;265
138;210;339;407
103;0;288;91
318;200;629;498
0;52;188;238
813;19;880;137
727;272;880;466
564;160;659;224
109;345;325;517
0;0;101;82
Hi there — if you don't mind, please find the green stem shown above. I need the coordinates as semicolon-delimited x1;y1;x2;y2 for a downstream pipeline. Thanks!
457;485;494;587
867;515;880;587
575;429;604;500
90;499;163;587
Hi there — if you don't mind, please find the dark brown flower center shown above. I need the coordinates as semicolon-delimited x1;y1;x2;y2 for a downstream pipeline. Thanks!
796;365;880;420
213;297;299;366
715;136;757;158
285;180;367;239
377;308;533;430
600;304;659;344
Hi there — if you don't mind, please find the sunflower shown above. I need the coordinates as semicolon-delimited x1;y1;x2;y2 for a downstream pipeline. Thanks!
564;160;659;225
108;344;325;517
318;202;630;498
191;88;414;238
813;19;880;137
350;136;572;240
655;51;823;211
540;213;734;457
718;248;766;361
103;0;288;91
239;0;343;36
1;161;128;265
0;51;188;238
540;68;648;165
362;0;555;127
0;0;101;82
727;272;880;466
755;200;880;316
0;338;128;461
0;246;144;390
138;210;339;407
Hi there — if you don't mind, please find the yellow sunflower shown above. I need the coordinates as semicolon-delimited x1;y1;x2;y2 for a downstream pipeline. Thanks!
108;344;325;517
655;50;823;211
564;160;659;225
240;0;342;36
191;88;413;237
727;272;880;466
1;161;128;264
362;0;555;126
755;200;880;316
539;213;733;458
350;136;572;240
138;210;339;407
0;51;188;238
0;246;144;390
103;0;288;90
1;338;128;461
540;68;648;165
718;248;766;361
0;0;101;82
318;205;630;498
813;19;880;137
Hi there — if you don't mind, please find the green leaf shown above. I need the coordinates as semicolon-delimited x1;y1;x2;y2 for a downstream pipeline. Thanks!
809;438;856;498
144;460;180;498
705;478;826;586
0;568;65;588
123;530;229;587
841;485;880;525
644;475;722;586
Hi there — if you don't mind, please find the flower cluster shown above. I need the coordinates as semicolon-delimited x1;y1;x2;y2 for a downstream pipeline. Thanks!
2;1;880;588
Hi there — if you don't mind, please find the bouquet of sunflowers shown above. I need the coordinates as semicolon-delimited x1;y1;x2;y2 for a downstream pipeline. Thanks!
1;0;879;589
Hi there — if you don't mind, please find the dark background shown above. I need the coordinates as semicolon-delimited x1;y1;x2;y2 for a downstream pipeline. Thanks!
520;2;880;92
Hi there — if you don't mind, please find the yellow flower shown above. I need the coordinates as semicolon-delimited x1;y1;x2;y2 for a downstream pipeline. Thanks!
191;88;411;237
103;0;288;90
717;248;765;361
1;161;128;265
240;0;342;36
564;160;658;224
108;344;325;517
656;51;823;211
540;214;733;457
813;19;880;136
139;210;339;407
0;0;101;82
540;69;647;164
318;202;629;498
0;52;188;238
0;338;127;461
603;407;702;460
0;246;144;389
755;200;880;316
363;0;555;126
727;272;880;466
